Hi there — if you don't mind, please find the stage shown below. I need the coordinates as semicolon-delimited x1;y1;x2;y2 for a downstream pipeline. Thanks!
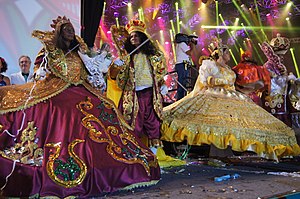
104;152;300;199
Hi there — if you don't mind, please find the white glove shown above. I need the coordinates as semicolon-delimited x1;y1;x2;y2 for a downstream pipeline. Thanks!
33;67;49;81
114;58;125;67
160;84;168;95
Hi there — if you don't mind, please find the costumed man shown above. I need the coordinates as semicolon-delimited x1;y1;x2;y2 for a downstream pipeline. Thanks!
107;19;186;167
108;19;168;149
232;51;270;106
260;33;293;127
174;33;197;100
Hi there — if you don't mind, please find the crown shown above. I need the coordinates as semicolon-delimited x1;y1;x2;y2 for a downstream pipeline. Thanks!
208;38;228;57
50;16;71;31
125;19;146;34
270;33;290;55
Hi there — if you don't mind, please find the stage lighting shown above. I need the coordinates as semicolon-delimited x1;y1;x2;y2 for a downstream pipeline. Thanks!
114;12;119;18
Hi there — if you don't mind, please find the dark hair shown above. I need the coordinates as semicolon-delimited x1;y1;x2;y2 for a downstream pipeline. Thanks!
0;57;8;73
124;31;158;56
54;23;79;52
210;47;228;60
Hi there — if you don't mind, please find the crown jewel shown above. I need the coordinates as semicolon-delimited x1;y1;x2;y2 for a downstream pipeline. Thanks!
125;19;146;34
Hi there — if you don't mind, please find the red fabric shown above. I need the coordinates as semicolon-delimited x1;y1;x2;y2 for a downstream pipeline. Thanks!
232;62;271;92
0;86;160;197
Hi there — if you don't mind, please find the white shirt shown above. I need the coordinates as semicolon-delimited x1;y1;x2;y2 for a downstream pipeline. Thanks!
10;71;33;85
175;42;191;64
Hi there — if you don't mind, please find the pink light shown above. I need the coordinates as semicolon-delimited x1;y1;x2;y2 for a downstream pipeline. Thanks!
202;48;205;51
157;17;162;20
107;31;111;34
165;41;169;45
266;13;270;17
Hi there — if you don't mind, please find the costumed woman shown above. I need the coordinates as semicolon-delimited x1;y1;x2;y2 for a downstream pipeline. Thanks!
232;51;270;106
161;39;300;161
0;16;160;198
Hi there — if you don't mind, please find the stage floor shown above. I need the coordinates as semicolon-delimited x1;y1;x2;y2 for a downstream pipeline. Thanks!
104;149;300;199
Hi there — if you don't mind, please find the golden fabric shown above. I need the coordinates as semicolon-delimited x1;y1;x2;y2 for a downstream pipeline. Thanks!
0;31;90;113
106;77;123;106
0;29;130;135
0;77;69;113
161;59;300;160
156;147;186;168
134;53;153;87
109;52;167;128
108;24;167;127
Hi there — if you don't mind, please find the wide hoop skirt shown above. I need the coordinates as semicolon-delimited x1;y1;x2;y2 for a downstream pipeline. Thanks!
161;87;300;160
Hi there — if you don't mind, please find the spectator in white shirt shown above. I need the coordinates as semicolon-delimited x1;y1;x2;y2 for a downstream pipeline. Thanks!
10;55;33;84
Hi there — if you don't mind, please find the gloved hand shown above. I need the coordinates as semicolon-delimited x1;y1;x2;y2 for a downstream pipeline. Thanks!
160;84;168;95
114;58;125;67
33;67;49;81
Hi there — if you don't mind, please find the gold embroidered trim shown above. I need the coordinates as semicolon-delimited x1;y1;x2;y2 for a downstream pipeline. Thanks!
45;139;87;188
77;97;158;176
0;121;43;165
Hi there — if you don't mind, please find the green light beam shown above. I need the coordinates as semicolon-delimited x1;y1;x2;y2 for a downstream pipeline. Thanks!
216;1;219;38
290;48;300;78
254;0;262;27
175;2;180;34
201;25;300;31
219;14;240;53
229;49;237;65
232;0;263;42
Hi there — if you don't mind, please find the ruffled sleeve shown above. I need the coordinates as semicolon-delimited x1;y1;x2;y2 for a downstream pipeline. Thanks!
199;60;228;87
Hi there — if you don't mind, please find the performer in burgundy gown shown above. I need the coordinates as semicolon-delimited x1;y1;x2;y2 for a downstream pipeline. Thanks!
0;16;160;198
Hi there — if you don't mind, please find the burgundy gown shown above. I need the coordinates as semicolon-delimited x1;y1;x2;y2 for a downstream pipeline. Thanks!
0;30;160;198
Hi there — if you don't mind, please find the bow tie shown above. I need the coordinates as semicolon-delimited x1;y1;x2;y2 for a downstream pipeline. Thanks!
22;73;29;76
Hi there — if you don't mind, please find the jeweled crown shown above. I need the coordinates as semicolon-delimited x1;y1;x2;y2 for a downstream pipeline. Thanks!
125;19;146;34
208;38;228;57
270;33;290;55
50;16;72;31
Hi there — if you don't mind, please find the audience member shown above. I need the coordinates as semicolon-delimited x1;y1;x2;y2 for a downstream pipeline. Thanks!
10;55;32;84
0;57;10;86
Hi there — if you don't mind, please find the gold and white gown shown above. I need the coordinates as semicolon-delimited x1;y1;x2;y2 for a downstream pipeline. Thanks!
161;59;300;160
